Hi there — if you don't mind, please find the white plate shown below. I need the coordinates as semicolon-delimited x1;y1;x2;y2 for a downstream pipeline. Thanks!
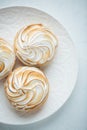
0;6;78;125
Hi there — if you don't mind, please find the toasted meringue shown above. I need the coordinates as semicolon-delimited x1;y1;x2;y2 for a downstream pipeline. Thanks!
5;66;49;112
0;38;15;80
14;24;58;66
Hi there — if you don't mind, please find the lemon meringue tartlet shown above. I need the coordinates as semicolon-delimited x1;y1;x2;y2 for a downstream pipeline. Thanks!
14;24;58;66
0;38;15;80
5;66;49;112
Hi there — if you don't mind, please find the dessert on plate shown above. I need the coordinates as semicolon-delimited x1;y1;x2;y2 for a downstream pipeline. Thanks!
14;24;58;66
0;38;15;80
5;66;49;112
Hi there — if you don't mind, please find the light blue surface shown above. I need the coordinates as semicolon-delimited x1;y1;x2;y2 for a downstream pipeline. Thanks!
0;0;86;130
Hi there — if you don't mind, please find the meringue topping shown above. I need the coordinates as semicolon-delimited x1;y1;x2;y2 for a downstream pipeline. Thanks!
14;24;58;66
5;66;49;111
0;38;15;80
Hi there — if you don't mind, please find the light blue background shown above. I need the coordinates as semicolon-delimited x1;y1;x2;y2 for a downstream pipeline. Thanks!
0;0;86;130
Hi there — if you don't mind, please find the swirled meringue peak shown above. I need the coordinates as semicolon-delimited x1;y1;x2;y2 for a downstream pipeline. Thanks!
5;66;49;112
14;24;58;66
0;38;15;80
